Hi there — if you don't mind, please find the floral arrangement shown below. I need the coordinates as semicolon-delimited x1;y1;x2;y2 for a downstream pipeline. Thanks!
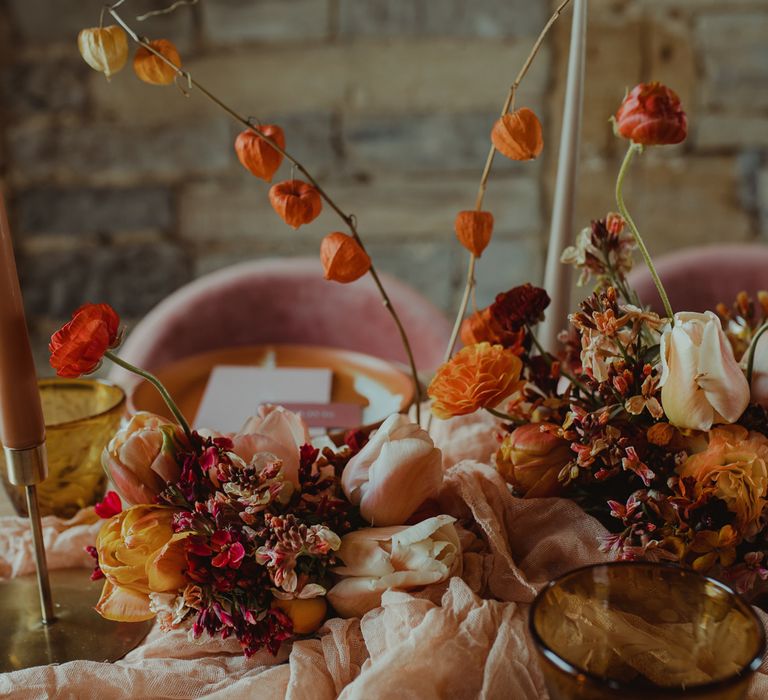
63;0;768;663
49;303;456;656
429;81;768;596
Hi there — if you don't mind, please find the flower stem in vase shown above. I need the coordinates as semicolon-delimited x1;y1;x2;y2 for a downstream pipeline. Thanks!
615;142;674;321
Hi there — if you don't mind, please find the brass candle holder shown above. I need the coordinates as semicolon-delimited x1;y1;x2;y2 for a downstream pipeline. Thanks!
0;385;153;673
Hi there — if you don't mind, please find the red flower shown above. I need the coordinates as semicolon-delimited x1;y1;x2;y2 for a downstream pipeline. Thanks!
490;284;551;332
94;490;123;518
615;82;687;146
49;303;121;377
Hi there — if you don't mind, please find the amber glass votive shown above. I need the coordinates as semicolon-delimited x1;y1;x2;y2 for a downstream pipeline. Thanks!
1;378;125;518
530;562;765;700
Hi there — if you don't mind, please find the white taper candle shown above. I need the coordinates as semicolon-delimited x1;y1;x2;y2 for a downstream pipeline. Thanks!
540;0;588;353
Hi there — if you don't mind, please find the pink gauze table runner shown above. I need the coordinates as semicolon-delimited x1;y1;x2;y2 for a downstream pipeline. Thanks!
2;412;768;699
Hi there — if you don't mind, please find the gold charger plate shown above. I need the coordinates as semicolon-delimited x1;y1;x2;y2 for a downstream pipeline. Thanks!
129;344;415;441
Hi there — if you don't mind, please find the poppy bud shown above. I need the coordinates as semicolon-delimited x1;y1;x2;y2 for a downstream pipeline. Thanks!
614;82;687;146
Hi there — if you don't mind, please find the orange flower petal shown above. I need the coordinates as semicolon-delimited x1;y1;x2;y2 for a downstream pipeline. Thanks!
133;39;181;86
235;125;286;182
491;108;543;161
95;579;154;622
454;210;494;257
320;232;371;283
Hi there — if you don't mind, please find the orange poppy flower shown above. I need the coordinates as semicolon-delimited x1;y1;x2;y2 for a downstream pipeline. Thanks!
428;342;523;419
49;303;121;378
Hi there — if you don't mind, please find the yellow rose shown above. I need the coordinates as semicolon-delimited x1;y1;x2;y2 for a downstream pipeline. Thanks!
679;425;768;537
96;505;188;622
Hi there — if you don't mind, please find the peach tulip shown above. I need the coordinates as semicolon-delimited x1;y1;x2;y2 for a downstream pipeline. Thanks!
230;405;310;486
496;423;571;497
341;414;443;526
102;412;184;505
660;312;750;431
327;515;461;618
96;505;188;621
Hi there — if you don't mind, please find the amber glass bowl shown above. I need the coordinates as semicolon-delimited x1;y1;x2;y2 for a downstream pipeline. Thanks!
1;378;126;518
530;562;765;700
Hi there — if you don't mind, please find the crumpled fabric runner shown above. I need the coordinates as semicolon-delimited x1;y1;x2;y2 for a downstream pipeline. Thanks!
1;419;766;699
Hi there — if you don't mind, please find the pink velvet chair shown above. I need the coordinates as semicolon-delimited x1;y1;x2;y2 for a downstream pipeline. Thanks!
108;258;452;388
626;244;768;314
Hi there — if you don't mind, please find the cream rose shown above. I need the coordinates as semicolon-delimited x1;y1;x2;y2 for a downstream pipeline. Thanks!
659;311;749;431
327;515;461;618
341;414;443;526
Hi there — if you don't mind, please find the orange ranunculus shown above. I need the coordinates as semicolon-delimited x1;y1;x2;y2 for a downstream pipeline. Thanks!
133;39;182;85
269;179;322;229
460;307;525;352
49;303;121;378
96;505;188;622
496;422;571;497
678;425;768;537
490;108;543;161
320;232;371;283
234;125;286;182
454;210;494;257
428;342;523;419
615;82;687;146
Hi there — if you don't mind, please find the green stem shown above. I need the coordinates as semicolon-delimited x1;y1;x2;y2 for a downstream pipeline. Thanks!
105;350;193;441
485;406;517;422
615;143;674;320
746;322;768;385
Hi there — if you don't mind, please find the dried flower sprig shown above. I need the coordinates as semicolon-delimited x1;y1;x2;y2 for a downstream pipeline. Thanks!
99;0;423;422
443;0;573;365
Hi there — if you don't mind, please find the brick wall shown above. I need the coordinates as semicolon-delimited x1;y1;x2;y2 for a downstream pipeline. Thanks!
0;0;766;372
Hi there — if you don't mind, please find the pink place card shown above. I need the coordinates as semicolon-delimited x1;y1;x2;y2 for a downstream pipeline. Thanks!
194;366;333;433
281;403;363;429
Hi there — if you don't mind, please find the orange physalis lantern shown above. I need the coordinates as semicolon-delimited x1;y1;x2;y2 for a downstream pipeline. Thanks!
133;39;182;85
491;108;543;161
268;180;322;229
320;232;371;283
77;26;129;80
234;125;286;182
454;210;494;257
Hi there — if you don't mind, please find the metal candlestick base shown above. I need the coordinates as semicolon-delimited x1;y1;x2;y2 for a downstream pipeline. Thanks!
0;569;153;672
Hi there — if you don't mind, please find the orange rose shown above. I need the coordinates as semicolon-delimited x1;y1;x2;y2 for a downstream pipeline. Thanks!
428;342;523;419
49;303;121;377
679;425;768;537
96;505;188;621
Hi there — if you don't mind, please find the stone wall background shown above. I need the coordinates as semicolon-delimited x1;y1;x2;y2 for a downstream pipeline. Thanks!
0;0;766;373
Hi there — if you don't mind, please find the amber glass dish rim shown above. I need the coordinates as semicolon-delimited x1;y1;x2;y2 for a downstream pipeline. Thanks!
38;377;126;429
529;560;766;696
